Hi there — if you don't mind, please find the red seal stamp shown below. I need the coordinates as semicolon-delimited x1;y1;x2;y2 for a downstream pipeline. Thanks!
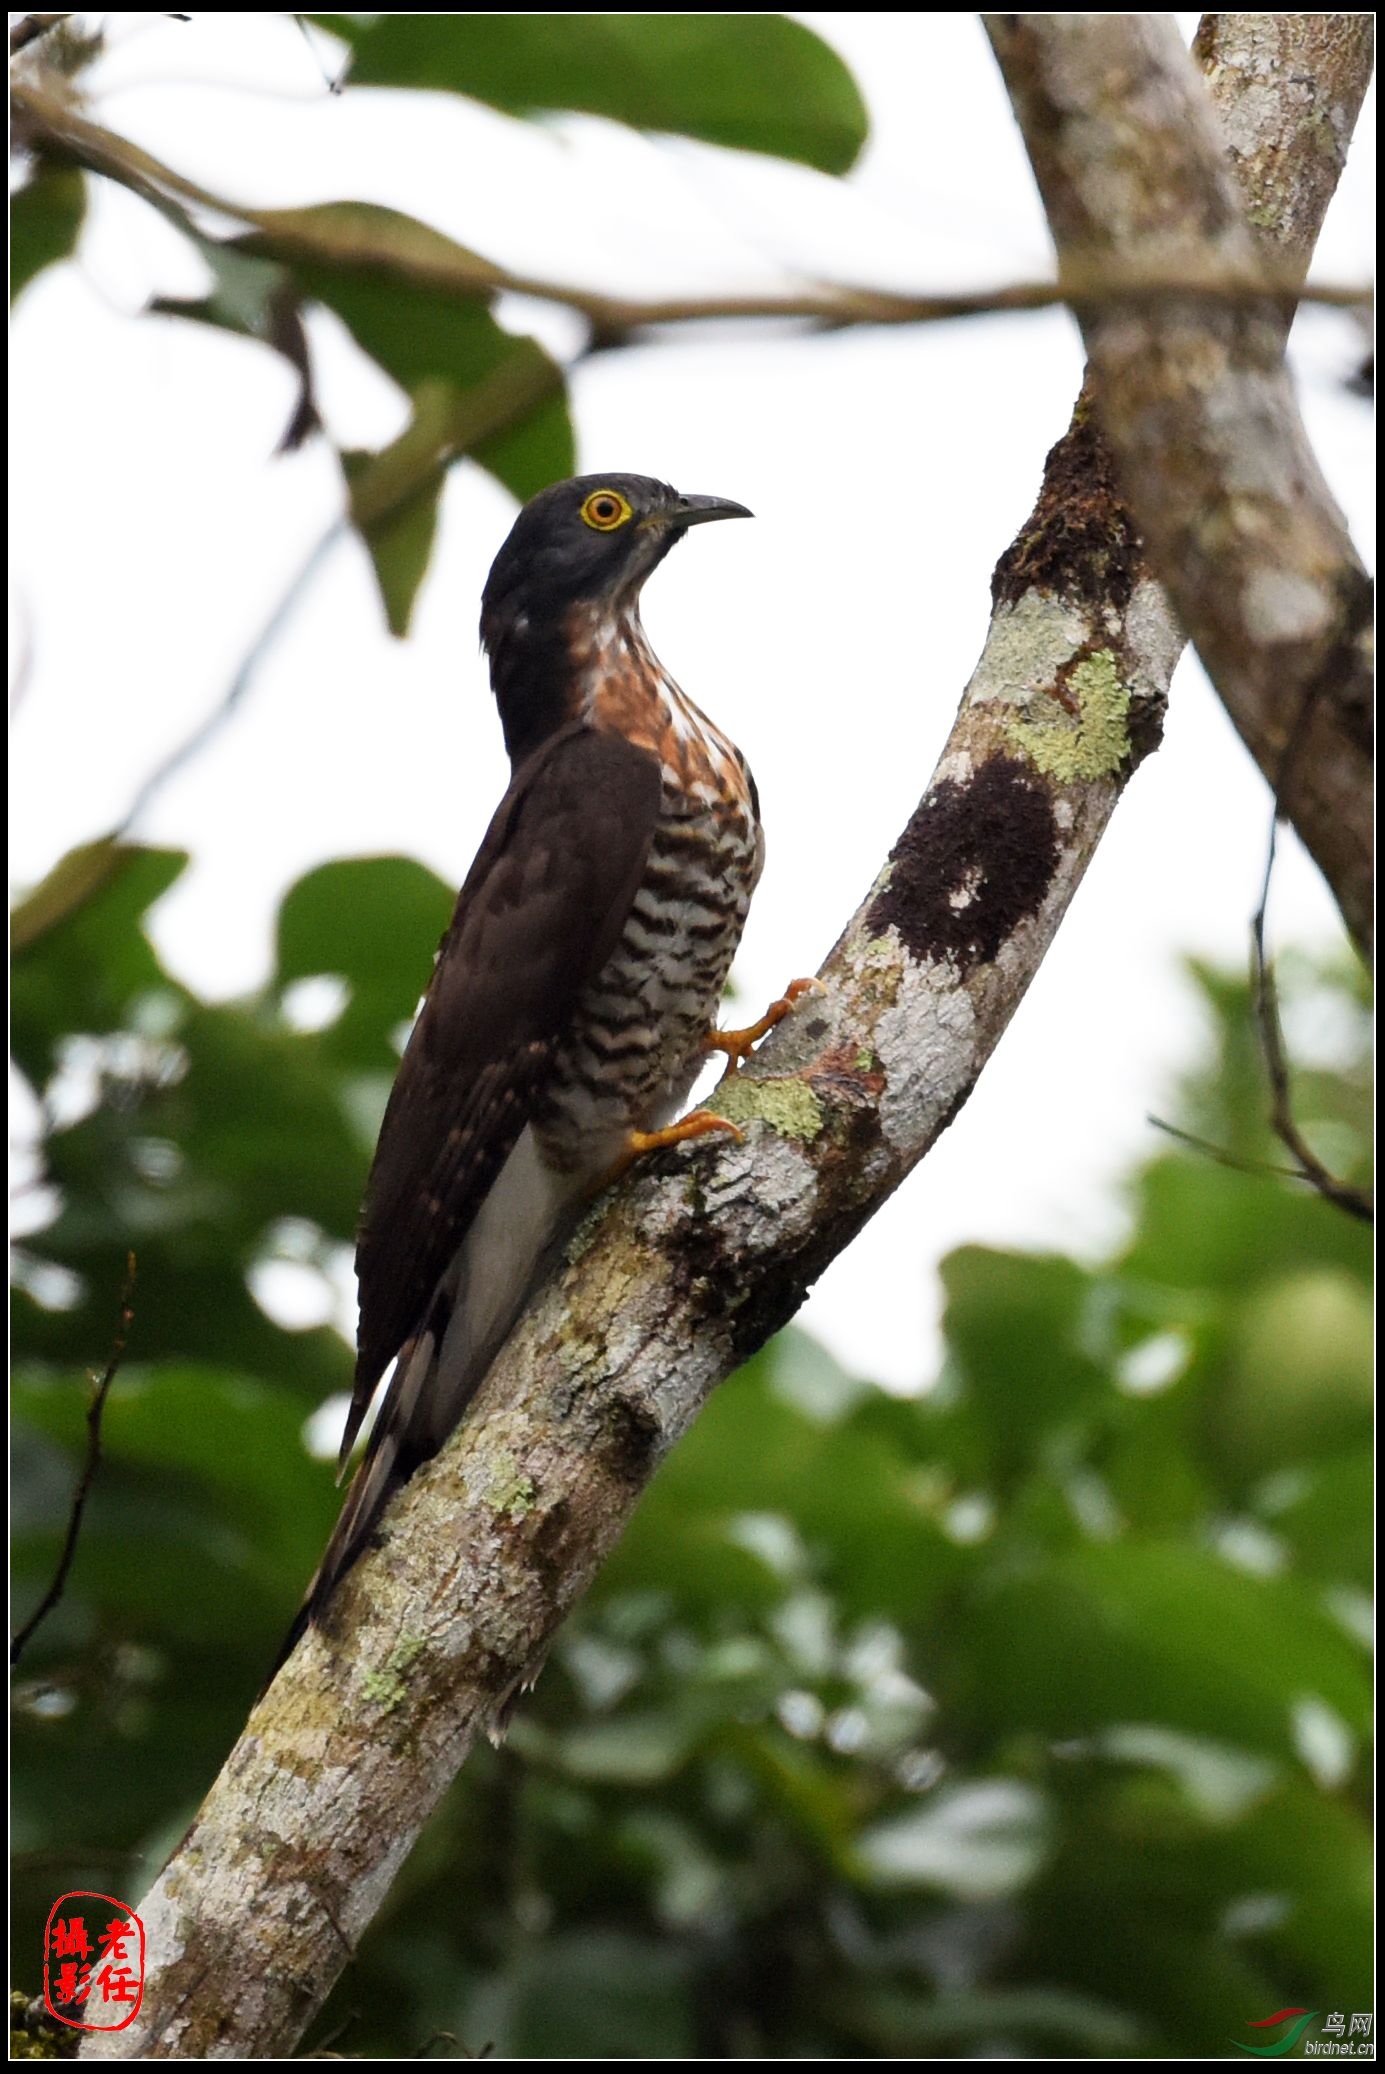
43;1892;145;2033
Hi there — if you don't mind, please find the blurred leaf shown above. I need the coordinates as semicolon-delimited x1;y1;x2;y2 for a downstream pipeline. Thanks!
1263;1448;1373;1592
938;1248;1110;1485
238;211;574;623
10;843;189;1085
310;13;869;174
13;1362;337;1642
550;1713;694;1785
10;851;1372;2060
275;854;455;1069
858;1778;1049;1899
289;236;573;497
242;196;500;287
837;1983;1146;2059
488;1930;695;2059
957;1540;1371;1765
10;160;85;303
153;201;573;625
341;443;442;636
150;242;319;453
1126;1156;1371;1299
1214;1269;1371;1479
288;231;515;395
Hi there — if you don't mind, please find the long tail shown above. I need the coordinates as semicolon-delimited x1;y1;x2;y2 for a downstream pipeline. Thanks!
265;1129;578;1688
268;1322;447;1683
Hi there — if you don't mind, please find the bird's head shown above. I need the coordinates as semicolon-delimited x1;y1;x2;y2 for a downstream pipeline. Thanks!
480;473;752;650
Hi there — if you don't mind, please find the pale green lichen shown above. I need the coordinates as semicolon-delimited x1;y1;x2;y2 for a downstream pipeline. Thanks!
362;1631;426;1711
477;1448;536;1521
710;1075;824;1142
854;1048;876;1074
1003;647;1131;781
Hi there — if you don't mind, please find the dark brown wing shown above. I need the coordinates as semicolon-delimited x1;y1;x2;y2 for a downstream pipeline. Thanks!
342;722;662;1459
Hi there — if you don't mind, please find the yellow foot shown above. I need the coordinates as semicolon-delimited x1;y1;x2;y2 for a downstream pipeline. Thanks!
599;1109;745;1191
630;1109;745;1156
704;977;821;1068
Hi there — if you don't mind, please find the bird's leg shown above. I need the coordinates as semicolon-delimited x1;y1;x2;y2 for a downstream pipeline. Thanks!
598;1110;744;1191
704;976;822;1069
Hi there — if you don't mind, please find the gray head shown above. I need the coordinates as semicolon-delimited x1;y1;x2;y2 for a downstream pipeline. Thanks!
480;473;751;646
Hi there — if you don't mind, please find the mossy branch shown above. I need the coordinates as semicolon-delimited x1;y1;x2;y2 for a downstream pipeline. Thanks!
985;12;1374;961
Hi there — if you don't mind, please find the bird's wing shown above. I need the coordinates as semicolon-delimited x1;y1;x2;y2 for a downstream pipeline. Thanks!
342;722;662;1462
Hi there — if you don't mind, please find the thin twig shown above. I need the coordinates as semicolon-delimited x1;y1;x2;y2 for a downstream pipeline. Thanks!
1146;790;1373;1225
1250;818;1372;1224
293;13;343;96
308;2011;362;2056
117;519;347;833
1145;1115;1311;1186
1244;610;1374;1223
11;1252;138;1665
9;13;70;57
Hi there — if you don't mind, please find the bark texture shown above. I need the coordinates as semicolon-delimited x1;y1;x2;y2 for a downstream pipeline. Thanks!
985;12;1374;960
84;462;1181;2072
82;16;1369;2058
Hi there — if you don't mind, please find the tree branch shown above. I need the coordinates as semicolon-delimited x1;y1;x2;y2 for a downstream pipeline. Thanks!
10;14;70;58
984;12;1374;961
83;442;1182;2066
78;20;1369;2060
10;70;1370;339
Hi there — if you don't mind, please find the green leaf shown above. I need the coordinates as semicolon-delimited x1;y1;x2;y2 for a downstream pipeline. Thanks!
275;855;455;1069
857;1778;1049;1899
10;842;189;1086
956;1540;1372;1766
486;1931;695;2059
150;241;320;452
294;242;571;486
243;197;502;290
13;1361;338;1622
1214;1269;1372;1478
241;212;573;617
938;1247;1111;1483
1262;1448;1373;1592
341;443;443;636
310;13;869;174
10;161;85;304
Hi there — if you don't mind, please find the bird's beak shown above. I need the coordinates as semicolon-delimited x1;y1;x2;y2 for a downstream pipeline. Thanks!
667;492;754;527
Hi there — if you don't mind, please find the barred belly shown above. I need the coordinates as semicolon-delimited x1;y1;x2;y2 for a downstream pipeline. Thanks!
534;782;762;1174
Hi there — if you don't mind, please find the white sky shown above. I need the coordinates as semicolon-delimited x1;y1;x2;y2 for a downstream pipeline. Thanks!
9;13;1375;1387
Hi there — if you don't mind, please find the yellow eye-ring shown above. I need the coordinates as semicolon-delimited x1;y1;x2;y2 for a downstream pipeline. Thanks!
579;488;634;532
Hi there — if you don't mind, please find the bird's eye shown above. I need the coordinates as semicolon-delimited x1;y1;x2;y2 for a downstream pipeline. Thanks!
579;489;633;532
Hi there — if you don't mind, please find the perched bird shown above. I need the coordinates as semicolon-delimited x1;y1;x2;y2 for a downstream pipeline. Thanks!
280;473;808;1664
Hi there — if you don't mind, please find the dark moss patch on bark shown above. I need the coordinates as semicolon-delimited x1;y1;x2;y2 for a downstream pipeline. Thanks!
991;387;1146;615
599;1393;662;1485
869;755;1060;973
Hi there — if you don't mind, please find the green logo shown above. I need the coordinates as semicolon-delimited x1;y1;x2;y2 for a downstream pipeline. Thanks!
1233;2009;1319;2057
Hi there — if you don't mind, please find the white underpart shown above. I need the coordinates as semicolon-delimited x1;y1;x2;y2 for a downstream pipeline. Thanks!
428;1124;579;1445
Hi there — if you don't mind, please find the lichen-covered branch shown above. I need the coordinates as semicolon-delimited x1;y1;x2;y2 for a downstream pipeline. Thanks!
80;19;1366;2061
82;435;1179;2073
984;12;1374;960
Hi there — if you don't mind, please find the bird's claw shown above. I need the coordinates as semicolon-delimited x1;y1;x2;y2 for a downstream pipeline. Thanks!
704;976;823;1068
599;1108;745;1190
